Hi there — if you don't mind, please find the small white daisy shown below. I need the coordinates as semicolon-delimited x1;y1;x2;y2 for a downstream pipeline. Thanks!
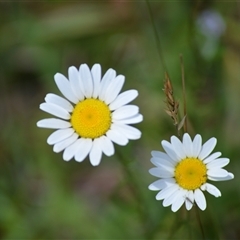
37;64;143;166
148;133;234;212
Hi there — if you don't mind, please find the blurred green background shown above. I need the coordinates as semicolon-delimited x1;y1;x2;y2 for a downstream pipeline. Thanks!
0;1;240;239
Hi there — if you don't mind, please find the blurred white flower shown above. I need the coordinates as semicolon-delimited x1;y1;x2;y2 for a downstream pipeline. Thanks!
197;10;226;39
149;133;234;212
196;10;226;59
37;64;142;166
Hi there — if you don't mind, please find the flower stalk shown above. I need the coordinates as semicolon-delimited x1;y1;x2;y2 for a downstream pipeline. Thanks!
180;54;188;133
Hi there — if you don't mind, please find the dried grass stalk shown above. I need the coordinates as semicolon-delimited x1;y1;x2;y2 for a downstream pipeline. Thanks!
163;73;179;126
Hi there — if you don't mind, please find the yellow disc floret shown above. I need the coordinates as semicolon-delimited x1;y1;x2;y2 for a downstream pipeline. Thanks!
71;98;111;139
174;158;207;190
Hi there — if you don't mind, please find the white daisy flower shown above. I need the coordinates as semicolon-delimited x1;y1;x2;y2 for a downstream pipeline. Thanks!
37;64;143;166
148;133;234;212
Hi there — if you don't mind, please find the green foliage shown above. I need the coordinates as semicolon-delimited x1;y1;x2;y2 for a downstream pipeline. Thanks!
0;1;239;239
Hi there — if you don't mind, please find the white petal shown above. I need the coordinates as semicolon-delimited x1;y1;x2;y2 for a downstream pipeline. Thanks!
148;178;175;191
75;138;92;162
63;139;81;161
161;140;179;162
149;167;174;178
198;137;217;160
163;188;187;208
37;118;71;129
114;114;143;124
53;133;78;153
54;73;79;103
192;134;202;157
185;190;194;210
194;189;206;210
208;172;234;181
79;64;93;98
154;163;174;175
99;68;116;100
47;128;75;145
201;183;221;197
68;66;84;100
106;129;128;146
151;151;169;158
45;93;74;112
112;105;139;120
150;157;175;169
182;133;193;157
200;183;207;191
98;135;114;156
156;184;179;200
111;123;141;140
207;168;229;178
109;90;138;111
40;103;71;119
228;172;234;180
91;64;101;98
89;139;102;166
103;75;125;104
171;189;187;212
162;191;177;207
151;151;175;165
206;158;230;169
203;152;222;164
170;136;186;159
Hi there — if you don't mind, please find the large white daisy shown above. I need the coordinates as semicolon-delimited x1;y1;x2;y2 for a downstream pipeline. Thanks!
37;64;143;166
148;133;234;212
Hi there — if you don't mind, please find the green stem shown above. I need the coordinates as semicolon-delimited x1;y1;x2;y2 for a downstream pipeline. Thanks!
146;0;168;73
195;206;205;239
187;210;192;240
116;149;154;239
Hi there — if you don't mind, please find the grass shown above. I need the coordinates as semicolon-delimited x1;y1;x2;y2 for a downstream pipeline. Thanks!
0;1;239;239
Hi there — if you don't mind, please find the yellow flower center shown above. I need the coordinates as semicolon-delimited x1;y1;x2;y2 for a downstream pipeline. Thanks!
71;98;112;139
174;158;207;190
